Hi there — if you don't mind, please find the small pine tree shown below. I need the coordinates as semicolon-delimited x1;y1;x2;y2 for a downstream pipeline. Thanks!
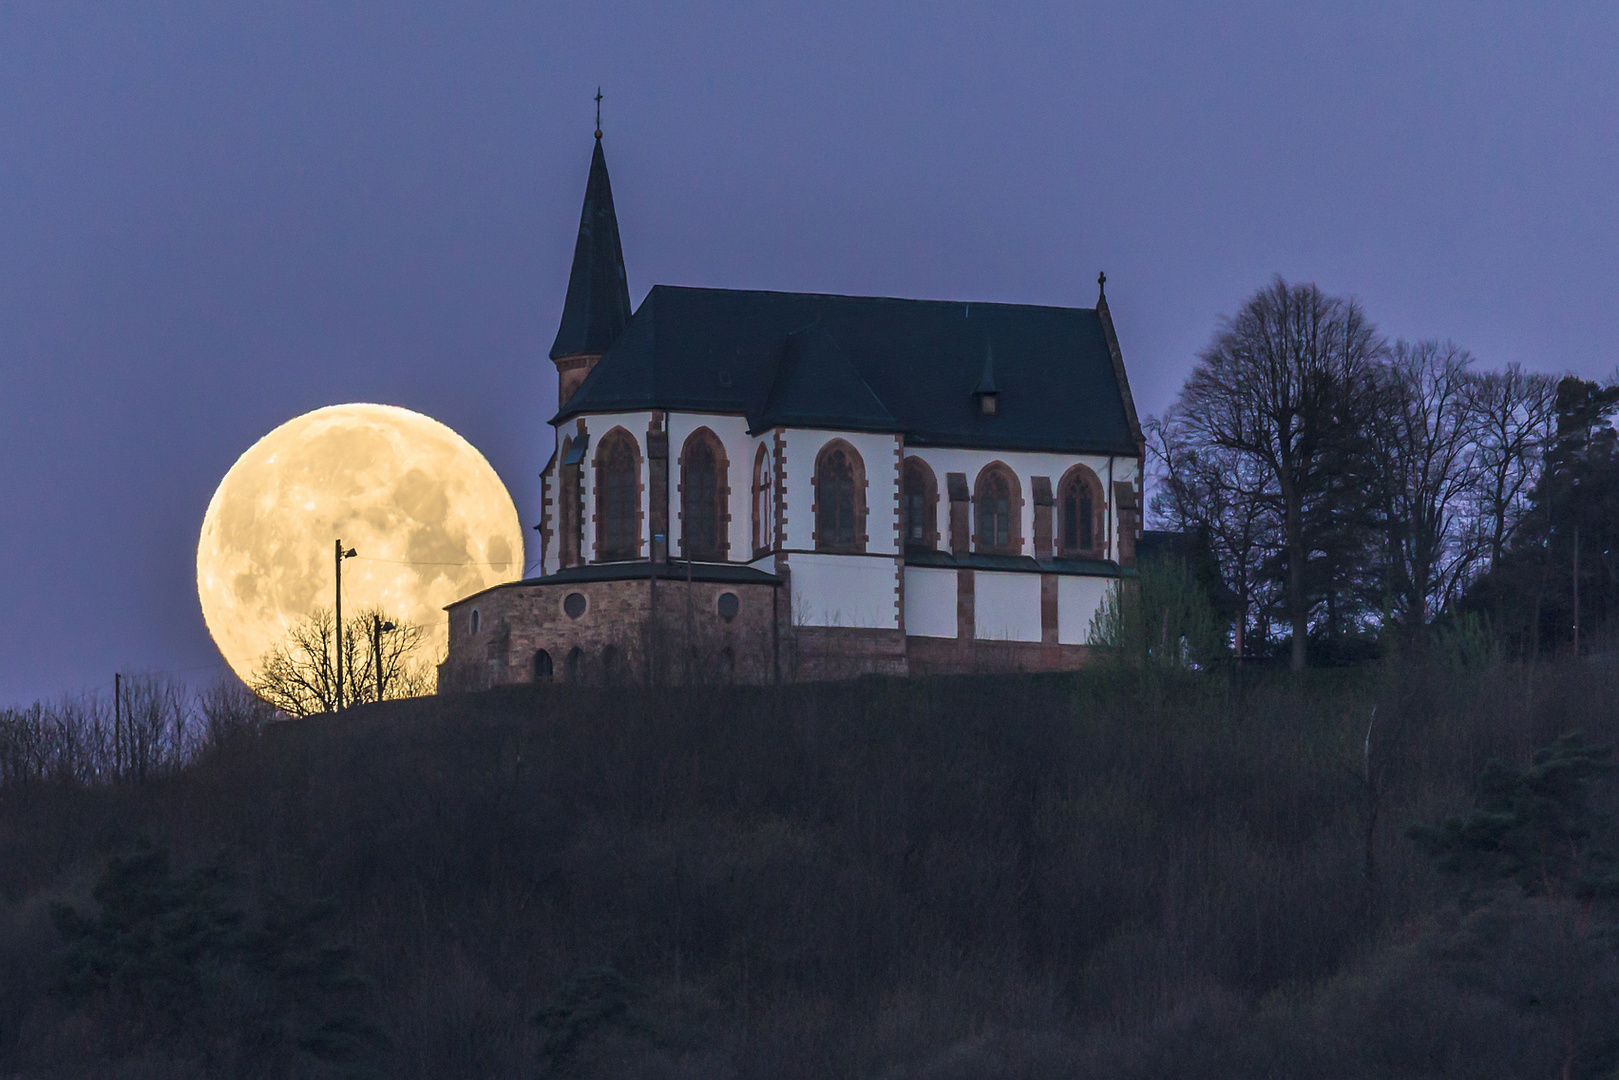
1409;734;1618;901
50;843;385;1073
49;841;241;1042
238;893;389;1074
533;966;649;1077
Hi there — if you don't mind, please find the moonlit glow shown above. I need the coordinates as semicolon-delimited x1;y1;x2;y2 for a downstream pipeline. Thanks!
197;403;523;685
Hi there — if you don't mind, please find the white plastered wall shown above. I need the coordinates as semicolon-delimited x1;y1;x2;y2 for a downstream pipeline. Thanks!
561;411;656;566
973;571;1041;641
903;567;956;638
1058;575;1115;645
778;428;901;555
540;466;557;576
664;412;753;560
789;553;899;628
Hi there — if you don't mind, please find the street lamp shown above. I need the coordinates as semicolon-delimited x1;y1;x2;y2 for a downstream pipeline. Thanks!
372;614;396;703
335;540;357;710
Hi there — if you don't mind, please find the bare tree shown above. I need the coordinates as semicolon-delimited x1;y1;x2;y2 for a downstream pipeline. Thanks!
1466;364;1559;569
1148;415;1278;659
1176;277;1384;670
121;673;192;782
250;607;428;718
198;676;275;748
1372;341;1483;631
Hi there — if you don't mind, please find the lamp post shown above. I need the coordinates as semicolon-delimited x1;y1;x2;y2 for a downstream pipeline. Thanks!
372;614;395;703
334;540;357;710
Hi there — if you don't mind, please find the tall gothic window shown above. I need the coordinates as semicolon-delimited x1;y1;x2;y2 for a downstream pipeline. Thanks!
752;444;773;556
595;431;638;560
681;430;726;561
1058;466;1102;557
902;457;936;550
815;442;865;552
974;464;1019;555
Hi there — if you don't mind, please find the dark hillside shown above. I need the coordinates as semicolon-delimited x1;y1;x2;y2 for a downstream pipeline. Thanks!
4;661;1619;1078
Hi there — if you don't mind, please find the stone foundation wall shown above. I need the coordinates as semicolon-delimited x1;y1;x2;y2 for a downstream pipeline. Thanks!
440;576;1101;692
439;576;784;691
905;635;1093;676
788;626;908;682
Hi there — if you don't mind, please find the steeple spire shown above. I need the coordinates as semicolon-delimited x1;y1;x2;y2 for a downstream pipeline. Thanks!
549;120;632;370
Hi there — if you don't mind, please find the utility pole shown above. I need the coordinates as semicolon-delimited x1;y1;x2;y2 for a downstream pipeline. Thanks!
335;540;357;710
114;671;121;780
372;614;395;703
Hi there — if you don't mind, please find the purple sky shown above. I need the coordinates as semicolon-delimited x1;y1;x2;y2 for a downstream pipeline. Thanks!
2;3;1615;705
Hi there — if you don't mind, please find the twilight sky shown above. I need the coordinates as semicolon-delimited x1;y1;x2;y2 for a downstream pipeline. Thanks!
2;2;1615;705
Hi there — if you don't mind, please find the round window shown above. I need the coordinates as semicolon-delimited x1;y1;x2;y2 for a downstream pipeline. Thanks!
563;592;587;619
717;592;740;621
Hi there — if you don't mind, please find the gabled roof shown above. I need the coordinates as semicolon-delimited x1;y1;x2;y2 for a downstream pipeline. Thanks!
759;325;897;432
555;284;1141;456
549;136;632;361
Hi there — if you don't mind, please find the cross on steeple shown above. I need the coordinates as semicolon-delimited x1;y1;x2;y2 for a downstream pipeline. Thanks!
1097;270;1106;297
594;87;603;138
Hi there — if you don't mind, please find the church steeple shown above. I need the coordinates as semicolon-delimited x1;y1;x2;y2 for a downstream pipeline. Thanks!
550;119;632;406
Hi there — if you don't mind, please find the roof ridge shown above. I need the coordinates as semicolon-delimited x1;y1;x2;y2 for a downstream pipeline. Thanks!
553;285;1141;456
647;282;1093;314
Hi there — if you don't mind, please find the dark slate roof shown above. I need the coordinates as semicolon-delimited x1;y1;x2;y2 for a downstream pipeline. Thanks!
1138;530;1194;564
549;136;633;361
445;560;781;607
760;325;897;431
555;285;1141;455
903;548;1125;577
973;341;998;395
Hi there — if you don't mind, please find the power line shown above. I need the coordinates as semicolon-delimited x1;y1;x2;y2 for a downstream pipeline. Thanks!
354;555;522;568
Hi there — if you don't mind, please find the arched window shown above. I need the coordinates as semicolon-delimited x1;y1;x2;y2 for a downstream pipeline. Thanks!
974;464;1021;555
595;429;640;561
565;647;584;684
902;457;937;550
1057;465;1104;557
601;644;625;685
533;649;553;683
680;429;728;561
814;441;866;553
752;443;773;556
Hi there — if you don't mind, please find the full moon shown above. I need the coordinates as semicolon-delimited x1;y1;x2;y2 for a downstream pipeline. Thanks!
197;404;524;686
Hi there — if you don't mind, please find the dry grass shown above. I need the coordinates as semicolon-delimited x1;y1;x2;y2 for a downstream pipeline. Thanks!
2;656;1617;1077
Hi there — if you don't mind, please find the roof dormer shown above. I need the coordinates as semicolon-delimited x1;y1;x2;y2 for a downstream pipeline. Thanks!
973;340;999;416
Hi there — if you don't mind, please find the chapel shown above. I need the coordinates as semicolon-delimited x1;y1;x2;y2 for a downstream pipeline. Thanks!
438;129;1144;689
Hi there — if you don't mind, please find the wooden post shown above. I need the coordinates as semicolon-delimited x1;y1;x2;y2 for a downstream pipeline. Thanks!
335;539;344;711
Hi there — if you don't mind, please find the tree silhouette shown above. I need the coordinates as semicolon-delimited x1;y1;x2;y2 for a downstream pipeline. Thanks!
1171;277;1384;669
1410;733;1618;901
250;607;429;717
